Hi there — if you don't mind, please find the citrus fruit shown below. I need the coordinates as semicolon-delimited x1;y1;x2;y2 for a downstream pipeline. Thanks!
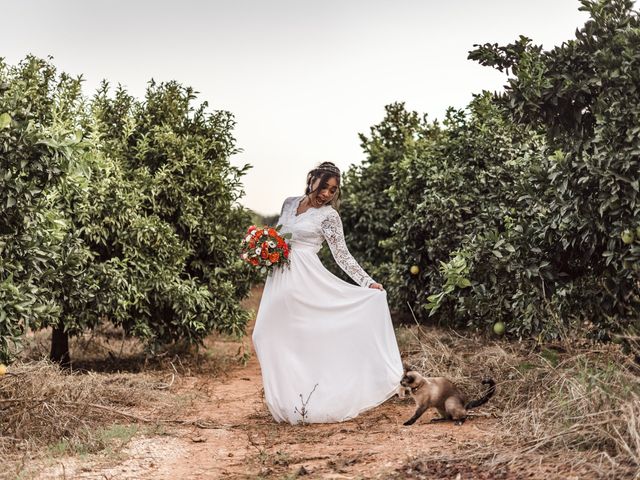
621;229;634;244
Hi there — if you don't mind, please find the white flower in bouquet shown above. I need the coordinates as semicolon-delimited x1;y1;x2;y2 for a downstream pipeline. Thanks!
268;240;276;248
265;260;272;266
255;247;262;255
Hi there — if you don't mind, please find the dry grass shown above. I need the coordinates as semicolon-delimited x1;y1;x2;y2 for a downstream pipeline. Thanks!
0;360;176;453
0;360;184;480
396;321;640;479
0;320;252;479
0;287;259;478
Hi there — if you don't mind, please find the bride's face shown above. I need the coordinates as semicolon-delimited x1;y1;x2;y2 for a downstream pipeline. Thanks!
310;176;339;207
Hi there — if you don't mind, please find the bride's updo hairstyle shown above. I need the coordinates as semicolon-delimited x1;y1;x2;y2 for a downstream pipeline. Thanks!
305;161;342;210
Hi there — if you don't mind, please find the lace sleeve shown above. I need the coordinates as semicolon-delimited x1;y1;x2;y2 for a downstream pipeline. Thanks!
320;209;375;288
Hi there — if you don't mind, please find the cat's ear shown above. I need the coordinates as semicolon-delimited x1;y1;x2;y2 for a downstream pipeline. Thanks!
402;362;411;373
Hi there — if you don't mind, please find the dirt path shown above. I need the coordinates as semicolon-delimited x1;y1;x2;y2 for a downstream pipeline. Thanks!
158;349;499;479
37;286;505;480
29;285;632;479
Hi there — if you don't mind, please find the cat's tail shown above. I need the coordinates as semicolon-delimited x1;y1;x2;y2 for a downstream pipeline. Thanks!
465;378;496;410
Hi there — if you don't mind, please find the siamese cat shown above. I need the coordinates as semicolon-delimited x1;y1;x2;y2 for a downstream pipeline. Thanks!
399;364;496;426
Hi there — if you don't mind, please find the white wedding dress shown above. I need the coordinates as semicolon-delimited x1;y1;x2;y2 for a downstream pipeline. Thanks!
251;195;403;424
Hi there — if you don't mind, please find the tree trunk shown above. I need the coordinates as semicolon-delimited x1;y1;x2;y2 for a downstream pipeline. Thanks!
50;325;71;368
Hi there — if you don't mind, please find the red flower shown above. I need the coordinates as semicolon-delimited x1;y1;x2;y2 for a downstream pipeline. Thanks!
241;224;290;272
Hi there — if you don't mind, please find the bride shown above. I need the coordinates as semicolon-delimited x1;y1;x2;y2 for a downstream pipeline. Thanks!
251;161;404;424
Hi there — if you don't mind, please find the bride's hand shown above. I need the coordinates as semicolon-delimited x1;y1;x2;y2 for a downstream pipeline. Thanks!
369;282;384;290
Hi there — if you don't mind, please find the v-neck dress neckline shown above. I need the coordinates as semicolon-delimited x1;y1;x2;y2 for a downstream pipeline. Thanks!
294;195;317;219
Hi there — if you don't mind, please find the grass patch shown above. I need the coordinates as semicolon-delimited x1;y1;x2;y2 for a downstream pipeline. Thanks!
97;424;138;449
540;347;560;366
0;359;187;480
516;361;537;372
44;424;135;458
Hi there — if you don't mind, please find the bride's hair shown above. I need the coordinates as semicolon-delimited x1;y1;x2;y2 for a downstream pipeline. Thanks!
305;162;342;210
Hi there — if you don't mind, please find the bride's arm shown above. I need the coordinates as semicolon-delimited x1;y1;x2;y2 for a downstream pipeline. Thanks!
320;209;375;288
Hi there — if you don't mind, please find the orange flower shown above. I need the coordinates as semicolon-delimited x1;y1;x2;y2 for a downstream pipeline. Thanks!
269;252;279;263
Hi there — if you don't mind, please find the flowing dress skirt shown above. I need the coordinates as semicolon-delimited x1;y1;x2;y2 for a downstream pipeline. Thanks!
252;244;403;424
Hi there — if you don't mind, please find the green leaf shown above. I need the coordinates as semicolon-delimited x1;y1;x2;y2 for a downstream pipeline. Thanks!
0;113;11;129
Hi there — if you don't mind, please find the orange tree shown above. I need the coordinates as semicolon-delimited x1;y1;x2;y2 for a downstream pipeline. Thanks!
454;0;640;338
0;56;256;365
338;94;543;326
0;56;86;364
45;80;255;363
341;1;639;340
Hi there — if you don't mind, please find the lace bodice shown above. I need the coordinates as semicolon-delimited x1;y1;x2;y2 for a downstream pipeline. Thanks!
276;195;375;288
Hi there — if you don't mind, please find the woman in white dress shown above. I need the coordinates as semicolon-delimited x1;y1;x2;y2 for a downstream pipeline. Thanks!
251;162;404;424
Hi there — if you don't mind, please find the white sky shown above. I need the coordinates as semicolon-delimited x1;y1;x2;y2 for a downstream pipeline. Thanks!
2;1;594;215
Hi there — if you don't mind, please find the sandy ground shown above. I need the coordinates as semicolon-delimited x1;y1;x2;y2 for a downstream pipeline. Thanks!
31;286;599;480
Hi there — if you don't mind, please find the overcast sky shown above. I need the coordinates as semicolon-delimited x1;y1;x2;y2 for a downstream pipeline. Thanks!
2;1;595;215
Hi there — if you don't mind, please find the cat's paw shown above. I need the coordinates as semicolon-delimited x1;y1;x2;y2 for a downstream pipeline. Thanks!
396;386;411;399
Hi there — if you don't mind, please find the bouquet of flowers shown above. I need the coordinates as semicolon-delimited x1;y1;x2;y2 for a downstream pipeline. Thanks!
240;224;292;274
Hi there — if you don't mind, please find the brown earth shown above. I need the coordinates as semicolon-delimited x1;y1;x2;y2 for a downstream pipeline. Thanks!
32;286;600;480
